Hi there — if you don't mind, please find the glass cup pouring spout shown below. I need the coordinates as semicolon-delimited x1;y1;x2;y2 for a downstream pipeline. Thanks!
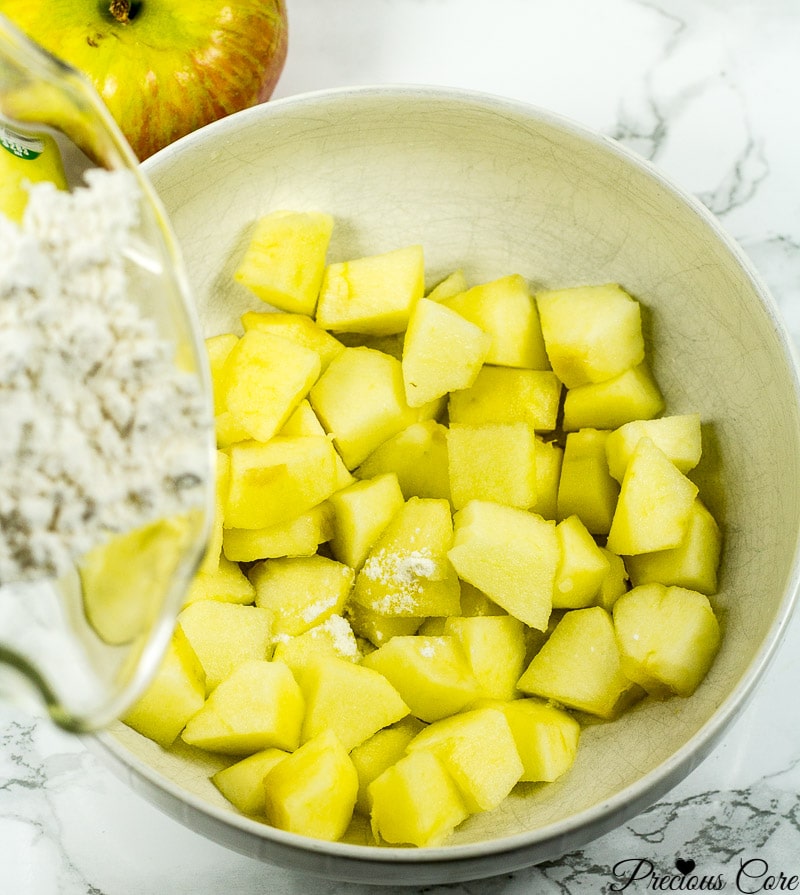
0;15;215;731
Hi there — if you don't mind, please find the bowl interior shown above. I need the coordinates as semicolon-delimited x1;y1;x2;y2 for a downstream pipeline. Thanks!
101;87;800;880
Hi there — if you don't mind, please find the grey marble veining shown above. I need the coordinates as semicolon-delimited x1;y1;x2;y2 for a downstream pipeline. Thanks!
3;0;800;892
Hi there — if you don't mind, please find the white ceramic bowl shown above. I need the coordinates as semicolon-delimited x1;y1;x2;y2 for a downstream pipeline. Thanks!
92;86;800;885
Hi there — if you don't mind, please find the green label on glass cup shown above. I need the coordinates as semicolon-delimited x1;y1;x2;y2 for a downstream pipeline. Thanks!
0;124;44;160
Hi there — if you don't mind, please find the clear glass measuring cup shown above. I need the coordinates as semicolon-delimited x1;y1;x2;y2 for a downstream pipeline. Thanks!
0;14;215;731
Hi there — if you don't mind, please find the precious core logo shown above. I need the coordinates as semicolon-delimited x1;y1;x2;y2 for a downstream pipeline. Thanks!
611;858;725;891
609;857;800;892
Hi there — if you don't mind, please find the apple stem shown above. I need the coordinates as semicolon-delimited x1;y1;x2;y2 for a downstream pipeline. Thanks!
109;0;132;23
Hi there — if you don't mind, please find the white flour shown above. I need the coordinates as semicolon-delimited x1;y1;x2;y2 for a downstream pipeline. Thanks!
312;614;359;659
361;547;438;614
0;168;209;584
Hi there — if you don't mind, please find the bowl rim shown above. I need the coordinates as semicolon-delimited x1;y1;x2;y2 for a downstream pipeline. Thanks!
93;83;800;880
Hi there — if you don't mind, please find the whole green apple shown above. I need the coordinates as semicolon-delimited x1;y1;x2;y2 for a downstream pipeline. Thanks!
0;0;288;159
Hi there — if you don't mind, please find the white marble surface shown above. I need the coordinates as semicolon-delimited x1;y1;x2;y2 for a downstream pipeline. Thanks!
4;0;800;891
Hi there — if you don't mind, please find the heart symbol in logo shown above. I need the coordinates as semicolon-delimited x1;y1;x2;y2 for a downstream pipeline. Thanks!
675;858;696;875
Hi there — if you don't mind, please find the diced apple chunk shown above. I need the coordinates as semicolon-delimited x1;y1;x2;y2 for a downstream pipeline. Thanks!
278;398;326;436
443;615;527;701
350;717;425;815
492;698;581;783
357;420;451;504
122;625;205;749
606;437;699;556
530;437;563;520
458;582;507;617
406;707;523;812
517;606;636;719
214;411;250;449
296;655;410;750
596;547;630;611
205;333;239;415
535;283;644;388
212;748;289;816
263;729;359;841
241;311;344;372
557;429;619;535
309;347;418;469
352;497;461;618
446;423;537;511
553;515;610;609
181;659;304;754
183;555;255;608
80;517;193;646
417;617;447;637
612;583;721;696
224;436;341;530
177;601;273;693
605;413;703;482
272;614;360;674
447;367;562;432
624;499;722;595
250;554;354;638
368;749;469;847
344;601;423;648
442;274;549;369
222;501;334;562
426;268;468;302
562;363;665;432
234;209;334;315
361;635;481;722
219;330;321;442
277;406;355;490
401;297;491;407
448;500;558;631
316;244;425;335
328;473;405;570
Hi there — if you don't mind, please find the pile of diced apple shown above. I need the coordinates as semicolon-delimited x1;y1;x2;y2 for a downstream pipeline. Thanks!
122;209;723;848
